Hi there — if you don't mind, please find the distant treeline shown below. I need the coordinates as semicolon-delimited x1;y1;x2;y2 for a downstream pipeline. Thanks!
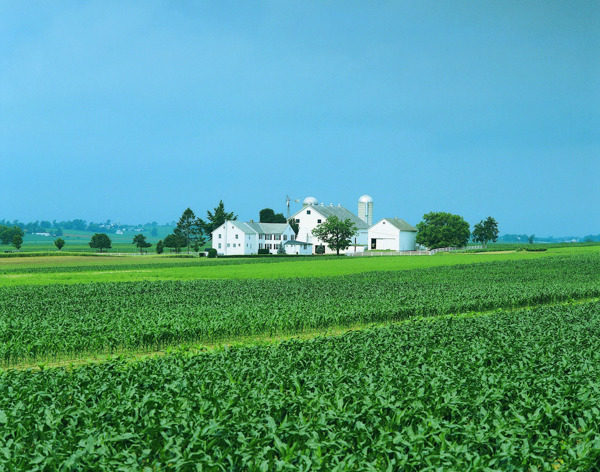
0;219;174;235
499;233;600;243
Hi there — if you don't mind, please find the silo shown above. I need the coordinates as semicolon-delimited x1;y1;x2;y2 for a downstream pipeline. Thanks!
358;195;373;225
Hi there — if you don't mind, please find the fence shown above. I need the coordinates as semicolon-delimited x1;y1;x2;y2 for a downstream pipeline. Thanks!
346;245;483;257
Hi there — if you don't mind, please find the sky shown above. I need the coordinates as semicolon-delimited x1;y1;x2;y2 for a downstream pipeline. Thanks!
1;1;598;236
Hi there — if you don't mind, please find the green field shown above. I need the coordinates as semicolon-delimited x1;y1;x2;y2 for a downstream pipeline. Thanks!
1;247;599;469
1;244;598;287
1;227;177;254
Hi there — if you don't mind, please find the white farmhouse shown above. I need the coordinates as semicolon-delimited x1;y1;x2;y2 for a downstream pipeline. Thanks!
212;220;296;256
368;218;418;251
289;196;371;254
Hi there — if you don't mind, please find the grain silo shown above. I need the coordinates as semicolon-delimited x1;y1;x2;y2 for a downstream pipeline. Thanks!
358;195;373;226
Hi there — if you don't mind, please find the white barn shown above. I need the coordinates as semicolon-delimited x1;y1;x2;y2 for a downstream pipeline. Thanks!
289;196;371;254
212;220;296;256
368;218;418;251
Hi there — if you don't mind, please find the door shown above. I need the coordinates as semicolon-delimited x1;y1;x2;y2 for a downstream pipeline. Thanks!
371;238;376;249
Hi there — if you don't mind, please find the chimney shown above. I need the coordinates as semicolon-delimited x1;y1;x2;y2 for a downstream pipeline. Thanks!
250;219;254;223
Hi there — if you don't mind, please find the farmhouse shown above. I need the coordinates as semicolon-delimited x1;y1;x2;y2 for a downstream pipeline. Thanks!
368;218;418;251
289;195;372;254
212;221;296;256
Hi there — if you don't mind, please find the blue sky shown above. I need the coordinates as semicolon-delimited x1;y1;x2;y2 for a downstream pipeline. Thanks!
1;1;598;236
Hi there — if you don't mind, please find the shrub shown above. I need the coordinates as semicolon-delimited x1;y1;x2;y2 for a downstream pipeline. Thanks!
257;249;270;255
315;245;325;255
207;249;217;258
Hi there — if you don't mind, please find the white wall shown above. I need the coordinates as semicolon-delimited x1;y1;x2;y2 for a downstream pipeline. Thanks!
284;243;312;255
368;220;416;251
213;222;249;255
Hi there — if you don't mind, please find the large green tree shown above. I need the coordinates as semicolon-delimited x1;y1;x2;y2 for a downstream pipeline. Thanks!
0;226;24;245
311;216;358;256
472;217;499;247
416;212;470;249
174;208;204;253
132;234;152;254
259;208;286;223
163;233;186;253
199;201;237;239
89;233;112;253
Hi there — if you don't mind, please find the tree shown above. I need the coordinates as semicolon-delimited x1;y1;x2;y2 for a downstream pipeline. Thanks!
156;240;164;254
54;228;63;237
12;234;23;250
416;212;470;249
528;234;535;244
0;225;24;245
277;243;286;255
132;234;152;254
54;238;66;251
89;233;112;253
198;201;237;239
311;216;358;256
163;233;186;253
259;208;286;223
174;208;204;253
472;217;499;247
150;227;158;237
288;218;299;236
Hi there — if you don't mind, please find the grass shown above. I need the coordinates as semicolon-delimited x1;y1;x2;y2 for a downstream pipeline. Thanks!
0;245;597;287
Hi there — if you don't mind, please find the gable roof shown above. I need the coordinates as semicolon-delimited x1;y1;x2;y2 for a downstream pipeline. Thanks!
379;218;417;232
244;222;289;234
291;205;369;230
214;220;290;235
284;240;313;246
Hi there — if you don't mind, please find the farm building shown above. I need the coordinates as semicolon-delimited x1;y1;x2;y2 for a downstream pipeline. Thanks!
283;240;313;255
289;195;371;254
212;221;296;256
368;218;417;251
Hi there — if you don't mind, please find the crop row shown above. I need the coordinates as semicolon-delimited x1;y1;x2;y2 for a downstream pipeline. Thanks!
0;255;326;275
0;254;599;364
1;301;599;470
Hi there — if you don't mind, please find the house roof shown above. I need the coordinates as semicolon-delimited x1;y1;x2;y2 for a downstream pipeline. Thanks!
244;222;289;234
291;205;369;230
215;220;290;235
379;218;418;232
284;240;313;246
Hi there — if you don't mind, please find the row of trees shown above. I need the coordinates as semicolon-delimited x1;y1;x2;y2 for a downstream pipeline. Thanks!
415;213;499;249
159;201;238;254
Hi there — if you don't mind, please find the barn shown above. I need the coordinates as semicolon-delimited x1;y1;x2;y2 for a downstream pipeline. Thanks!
367;218;418;251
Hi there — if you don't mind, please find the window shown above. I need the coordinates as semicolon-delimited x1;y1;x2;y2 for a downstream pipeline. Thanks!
219;234;222;239
317;219;322;223
259;234;263;239
283;235;287;241
227;243;230;247
266;234;272;240
307;210;311;215
259;243;263;249
233;243;236;247
275;235;281;240
235;234;239;239
218;243;222;249
291;235;295;241
295;219;300;223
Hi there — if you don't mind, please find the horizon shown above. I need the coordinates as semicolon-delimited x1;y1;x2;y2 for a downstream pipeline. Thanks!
1;2;598;236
